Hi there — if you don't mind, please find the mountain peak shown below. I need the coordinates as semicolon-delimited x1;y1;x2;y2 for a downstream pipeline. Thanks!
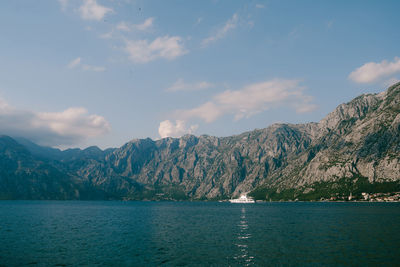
318;85;392;131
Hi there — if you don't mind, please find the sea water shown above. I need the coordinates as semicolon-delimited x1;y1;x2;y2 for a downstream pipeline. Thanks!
0;201;399;266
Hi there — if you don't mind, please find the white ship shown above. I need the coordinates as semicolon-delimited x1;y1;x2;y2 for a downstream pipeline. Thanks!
229;194;255;203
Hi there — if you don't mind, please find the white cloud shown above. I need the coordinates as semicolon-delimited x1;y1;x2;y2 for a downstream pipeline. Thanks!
158;120;198;138
166;78;214;92
116;17;154;32
349;57;400;84
67;57;105;72
135;17;154;31
182;101;223;123
124;36;188;63
116;22;130;31
99;31;114;39
67;57;81;69
177;79;316;123
201;13;239;47
256;4;265;9
0;97;110;146
79;0;113;21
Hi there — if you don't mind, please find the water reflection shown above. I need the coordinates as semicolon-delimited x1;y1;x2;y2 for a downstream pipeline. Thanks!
234;207;254;265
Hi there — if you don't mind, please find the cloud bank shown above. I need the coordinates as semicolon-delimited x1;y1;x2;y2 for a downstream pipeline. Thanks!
0;97;110;147
349;57;400;84
179;79;316;122
158;79;316;138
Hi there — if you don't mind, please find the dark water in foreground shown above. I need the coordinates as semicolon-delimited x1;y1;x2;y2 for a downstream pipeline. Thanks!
0;201;399;266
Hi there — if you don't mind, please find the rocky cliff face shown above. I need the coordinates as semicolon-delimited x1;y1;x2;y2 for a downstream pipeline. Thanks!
99;124;313;199
275;83;399;188
1;83;399;200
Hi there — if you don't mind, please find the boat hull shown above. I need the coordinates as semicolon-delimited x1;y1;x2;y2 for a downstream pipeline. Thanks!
228;200;255;203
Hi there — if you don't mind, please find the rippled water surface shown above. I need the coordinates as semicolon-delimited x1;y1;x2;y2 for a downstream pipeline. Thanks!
0;201;399;266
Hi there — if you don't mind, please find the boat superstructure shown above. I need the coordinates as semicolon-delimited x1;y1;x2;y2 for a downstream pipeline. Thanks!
229;194;255;203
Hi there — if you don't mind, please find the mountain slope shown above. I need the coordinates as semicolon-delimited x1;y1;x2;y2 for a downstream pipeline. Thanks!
0;135;83;199
252;82;400;200
0;136;128;200
0;83;399;200
100;123;314;199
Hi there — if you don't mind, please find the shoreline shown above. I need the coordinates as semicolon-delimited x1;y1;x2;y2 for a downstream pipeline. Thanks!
0;199;399;203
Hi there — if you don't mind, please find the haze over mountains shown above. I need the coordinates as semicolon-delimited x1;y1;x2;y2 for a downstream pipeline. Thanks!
1;83;399;200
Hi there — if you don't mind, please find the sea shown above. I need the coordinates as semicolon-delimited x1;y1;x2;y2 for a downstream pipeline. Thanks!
0;201;399;266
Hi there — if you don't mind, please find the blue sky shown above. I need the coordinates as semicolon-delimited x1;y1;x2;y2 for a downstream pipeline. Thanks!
0;0;399;149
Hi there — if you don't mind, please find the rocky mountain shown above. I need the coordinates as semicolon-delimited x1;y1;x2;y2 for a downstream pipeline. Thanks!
1;83;399;200
251;82;400;200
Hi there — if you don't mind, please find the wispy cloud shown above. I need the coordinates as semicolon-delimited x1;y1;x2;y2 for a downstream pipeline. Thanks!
67;57;106;72
158;120;198;138
116;22;130;31
159;79;316;138
288;25;303;40
100;17;154;39
0;97;110;146
135;17;154;31
99;31;113;39
201;13;239;47
116;17;154;32
124;36;188;63
176;79;316;123
195;17;203;26
166;78;214;92
349;57;400;84
58;0;69;11
67;57;81;69
256;4;265;9
79;0;113;21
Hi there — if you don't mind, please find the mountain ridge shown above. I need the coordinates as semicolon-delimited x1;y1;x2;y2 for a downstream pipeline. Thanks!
1;83;399;200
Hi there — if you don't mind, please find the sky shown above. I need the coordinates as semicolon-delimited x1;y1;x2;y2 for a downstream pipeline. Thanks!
0;0;399;149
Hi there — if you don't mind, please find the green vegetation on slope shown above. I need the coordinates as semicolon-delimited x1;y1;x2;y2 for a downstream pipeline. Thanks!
249;176;400;201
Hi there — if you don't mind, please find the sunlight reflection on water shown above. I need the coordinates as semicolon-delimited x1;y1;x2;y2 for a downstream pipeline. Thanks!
234;207;255;266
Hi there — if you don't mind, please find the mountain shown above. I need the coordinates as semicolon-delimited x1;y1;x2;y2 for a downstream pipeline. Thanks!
1;83;399;200
0;135;138;200
0;135;84;200
14;137;114;162
251;82;400;200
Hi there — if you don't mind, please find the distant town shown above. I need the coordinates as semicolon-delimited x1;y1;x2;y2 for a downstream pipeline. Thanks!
325;192;400;202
